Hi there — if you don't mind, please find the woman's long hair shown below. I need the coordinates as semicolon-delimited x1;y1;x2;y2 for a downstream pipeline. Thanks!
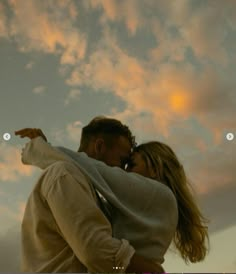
134;141;209;263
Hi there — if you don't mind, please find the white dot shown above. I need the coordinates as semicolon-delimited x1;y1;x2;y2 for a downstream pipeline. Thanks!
226;132;234;141
3;133;11;141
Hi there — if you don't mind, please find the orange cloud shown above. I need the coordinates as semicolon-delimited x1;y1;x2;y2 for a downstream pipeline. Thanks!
169;91;190;113
65;31;189;133
66;26;235;143
149;1;230;66
179;4;228;65
0;143;35;182
5;0;86;65
0;2;8;38
85;0;142;35
85;1;231;65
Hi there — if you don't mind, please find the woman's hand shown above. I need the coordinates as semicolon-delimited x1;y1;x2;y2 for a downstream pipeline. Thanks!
15;128;47;142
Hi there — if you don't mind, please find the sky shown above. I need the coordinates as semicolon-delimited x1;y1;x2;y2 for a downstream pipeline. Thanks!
0;0;236;272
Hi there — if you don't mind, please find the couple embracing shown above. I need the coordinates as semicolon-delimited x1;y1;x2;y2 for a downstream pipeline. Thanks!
15;116;209;273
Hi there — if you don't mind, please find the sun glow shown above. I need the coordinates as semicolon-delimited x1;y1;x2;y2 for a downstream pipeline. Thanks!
170;91;189;112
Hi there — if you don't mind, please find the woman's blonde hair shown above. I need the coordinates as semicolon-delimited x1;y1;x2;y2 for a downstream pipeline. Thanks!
134;141;209;263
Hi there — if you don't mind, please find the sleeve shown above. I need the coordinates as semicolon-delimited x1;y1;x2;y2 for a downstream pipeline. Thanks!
43;162;135;272
21;137;71;169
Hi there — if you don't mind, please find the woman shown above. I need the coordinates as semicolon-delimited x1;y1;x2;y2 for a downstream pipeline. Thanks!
15;128;209;268
131;141;209;264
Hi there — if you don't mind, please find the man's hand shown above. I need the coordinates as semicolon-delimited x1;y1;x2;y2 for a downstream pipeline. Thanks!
15;128;47;142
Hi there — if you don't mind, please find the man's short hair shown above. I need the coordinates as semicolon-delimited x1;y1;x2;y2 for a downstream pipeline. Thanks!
78;116;136;150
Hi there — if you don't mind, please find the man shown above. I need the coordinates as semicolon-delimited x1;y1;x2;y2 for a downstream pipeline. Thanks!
16;116;164;272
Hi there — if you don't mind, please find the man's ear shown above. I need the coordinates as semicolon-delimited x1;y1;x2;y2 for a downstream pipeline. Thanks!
94;138;105;155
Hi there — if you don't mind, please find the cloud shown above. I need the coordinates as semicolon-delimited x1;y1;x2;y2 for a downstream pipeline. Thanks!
49;128;66;144
84;1;234;66
1;1;234;67
66;27;236;142
0;201;25;243
0;225;20;271
48;120;84;146
64;89;81;105
184;142;236;195
32;85;46;95
2;1;234;69
66;120;83;144
0;189;7;198
84;0;143;35
25;61;34;70
199;183;236;233
150;1;231;65
164;224;236;272
150;1;230;65
0;205;19;222
0;200;25;224
0;2;8;38
180;11;228;65
0;143;35;182
3;0;87;65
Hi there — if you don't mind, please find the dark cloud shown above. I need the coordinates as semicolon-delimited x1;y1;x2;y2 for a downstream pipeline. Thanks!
198;183;236;233
0;224;20;271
